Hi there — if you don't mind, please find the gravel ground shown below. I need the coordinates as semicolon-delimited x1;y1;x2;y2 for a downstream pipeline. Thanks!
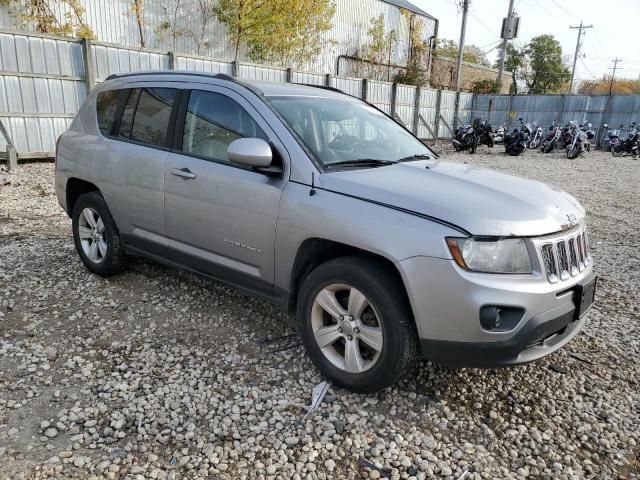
0;149;638;480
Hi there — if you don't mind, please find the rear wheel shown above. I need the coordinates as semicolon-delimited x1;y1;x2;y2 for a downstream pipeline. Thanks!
297;257;418;393
72;192;126;276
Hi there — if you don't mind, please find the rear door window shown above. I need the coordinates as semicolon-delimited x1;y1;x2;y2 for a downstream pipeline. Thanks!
116;87;177;148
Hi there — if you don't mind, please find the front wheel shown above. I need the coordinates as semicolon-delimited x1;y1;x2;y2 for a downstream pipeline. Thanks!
72;192;126;276
567;144;582;159
297;257;418;393
542;140;556;153
529;137;541;149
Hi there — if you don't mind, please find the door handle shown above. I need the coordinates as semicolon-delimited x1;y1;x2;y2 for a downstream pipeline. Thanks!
171;168;197;179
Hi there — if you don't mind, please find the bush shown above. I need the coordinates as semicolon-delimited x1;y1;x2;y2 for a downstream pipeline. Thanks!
471;79;501;94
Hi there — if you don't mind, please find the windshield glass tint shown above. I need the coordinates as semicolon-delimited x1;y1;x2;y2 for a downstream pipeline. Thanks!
267;96;432;167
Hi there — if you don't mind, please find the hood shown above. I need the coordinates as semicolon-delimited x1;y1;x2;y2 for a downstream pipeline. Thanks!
319;160;585;237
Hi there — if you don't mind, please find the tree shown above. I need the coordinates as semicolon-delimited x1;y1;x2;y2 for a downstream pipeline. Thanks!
155;0;189;52
356;14;398;81
187;0;217;55
393;9;429;87
578;76;640;95
1;0;95;39
131;0;145;47
435;38;489;66
494;43;526;94
214;0;335;67
245;0;335;68
523;35;570;94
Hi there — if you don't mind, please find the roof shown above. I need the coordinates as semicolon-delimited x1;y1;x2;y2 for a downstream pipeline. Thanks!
381;0;435;20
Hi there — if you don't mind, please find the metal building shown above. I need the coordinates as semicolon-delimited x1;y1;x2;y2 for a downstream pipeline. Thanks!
0;0;437;74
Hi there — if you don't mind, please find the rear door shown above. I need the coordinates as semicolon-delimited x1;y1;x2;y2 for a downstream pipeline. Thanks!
93;86;178;257
164;85;288;293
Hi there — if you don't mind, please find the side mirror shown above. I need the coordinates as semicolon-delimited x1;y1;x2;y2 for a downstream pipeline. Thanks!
227;138;272;168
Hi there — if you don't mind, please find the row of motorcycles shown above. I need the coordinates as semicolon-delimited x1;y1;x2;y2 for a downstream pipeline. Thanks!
453;118;596;158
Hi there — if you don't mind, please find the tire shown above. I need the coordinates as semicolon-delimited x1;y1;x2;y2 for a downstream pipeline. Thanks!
542;141;555;153
72;192;126;277
470;137;478;154
296;256;418;393
487;135;494;148
567;144;581;159
529;137;540;149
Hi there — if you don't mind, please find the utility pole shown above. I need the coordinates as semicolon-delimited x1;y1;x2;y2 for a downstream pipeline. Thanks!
568;21;593;94
608;58;622;95
454;0;470;92
496;0;516;85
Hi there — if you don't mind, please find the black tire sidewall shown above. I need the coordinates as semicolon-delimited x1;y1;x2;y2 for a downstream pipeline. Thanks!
72;192;121;276
297;258;416;393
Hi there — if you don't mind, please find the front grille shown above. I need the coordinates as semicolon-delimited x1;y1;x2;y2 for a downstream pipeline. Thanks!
540;226;590;283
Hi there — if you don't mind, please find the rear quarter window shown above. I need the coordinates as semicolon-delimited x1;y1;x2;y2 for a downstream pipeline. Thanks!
96;89;121;135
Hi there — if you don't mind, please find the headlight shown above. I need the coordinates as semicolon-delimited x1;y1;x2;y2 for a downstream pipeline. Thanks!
446;238;532;274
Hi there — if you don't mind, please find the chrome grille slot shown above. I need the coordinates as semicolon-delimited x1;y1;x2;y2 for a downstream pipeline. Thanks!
556;241;570;280
568;238;578;276
541;244;558;282
537;225;590;283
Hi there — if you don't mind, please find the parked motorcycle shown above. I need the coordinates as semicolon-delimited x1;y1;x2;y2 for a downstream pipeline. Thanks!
504;118;531;156
475;119;494;148
452;119;479;154
602;123;620;151
540;121;561;153
611;122;639;157
528;122;543;149
566;122;594;159
492;121;509;144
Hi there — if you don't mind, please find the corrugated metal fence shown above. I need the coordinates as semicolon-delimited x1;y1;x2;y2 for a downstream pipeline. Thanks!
1;30;639;158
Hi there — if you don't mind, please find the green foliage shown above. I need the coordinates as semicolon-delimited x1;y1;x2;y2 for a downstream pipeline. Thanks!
525;35;570;93
393;9;429;87
214;0;335;68
435;38;489;67
358;14;398;80
471;79;501;94
498;35;570;94
2;0;95;39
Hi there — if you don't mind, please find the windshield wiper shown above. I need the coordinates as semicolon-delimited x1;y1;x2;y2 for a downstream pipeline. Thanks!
396;154;432;162
327;159;396;168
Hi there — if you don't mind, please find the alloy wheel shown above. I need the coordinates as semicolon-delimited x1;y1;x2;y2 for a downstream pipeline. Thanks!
311;283;383;373
78;207;107;264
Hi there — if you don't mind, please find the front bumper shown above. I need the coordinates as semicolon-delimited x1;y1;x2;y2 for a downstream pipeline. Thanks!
397;255;595;368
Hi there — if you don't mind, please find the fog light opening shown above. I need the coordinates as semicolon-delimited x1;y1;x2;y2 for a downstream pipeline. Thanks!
479;306;524;332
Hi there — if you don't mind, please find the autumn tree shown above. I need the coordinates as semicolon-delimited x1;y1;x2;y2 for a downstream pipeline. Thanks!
214;0;335;67
434;38;489;66
1;0;95;39
393;9;429;87
577;76;640;95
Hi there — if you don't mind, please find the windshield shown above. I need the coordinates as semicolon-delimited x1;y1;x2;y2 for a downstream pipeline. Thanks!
267;96;433;168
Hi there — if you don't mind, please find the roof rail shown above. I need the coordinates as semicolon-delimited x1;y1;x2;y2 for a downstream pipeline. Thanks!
101;70;351;98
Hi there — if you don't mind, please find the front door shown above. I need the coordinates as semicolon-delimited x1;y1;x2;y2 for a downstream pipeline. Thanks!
164;86;287;294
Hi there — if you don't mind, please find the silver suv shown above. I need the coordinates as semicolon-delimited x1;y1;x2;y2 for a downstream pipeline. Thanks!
55;72;596;392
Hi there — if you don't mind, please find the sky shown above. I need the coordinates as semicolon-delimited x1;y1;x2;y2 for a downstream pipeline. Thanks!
412;0;640;83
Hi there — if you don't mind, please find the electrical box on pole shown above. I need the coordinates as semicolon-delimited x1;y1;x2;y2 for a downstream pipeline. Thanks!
500;15;520;40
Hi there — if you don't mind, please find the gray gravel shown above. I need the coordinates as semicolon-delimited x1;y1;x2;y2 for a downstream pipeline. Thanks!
0;149;639;480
